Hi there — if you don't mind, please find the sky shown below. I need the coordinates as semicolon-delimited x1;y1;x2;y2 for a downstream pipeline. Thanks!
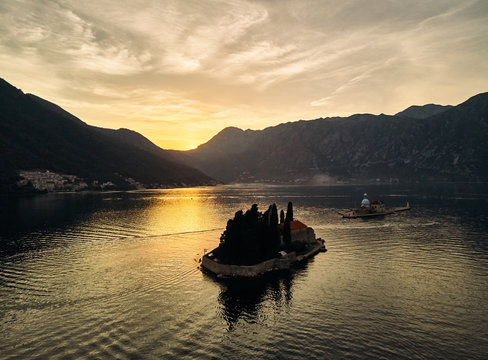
1;0;487;150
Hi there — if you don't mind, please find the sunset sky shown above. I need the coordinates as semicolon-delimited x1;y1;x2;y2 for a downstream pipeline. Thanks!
1;0;487;150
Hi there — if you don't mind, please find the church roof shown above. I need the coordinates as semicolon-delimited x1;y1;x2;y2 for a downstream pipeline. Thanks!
289;220;308;230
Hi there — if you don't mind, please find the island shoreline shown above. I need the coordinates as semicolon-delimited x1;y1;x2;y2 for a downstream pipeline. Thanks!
201;238;326;279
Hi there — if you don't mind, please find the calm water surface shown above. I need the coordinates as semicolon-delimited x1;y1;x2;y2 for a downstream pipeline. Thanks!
1;184;487;359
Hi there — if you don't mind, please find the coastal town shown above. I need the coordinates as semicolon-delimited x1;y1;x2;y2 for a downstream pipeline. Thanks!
17;170;115;193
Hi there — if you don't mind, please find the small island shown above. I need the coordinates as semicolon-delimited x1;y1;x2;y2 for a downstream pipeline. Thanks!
201;202;326;278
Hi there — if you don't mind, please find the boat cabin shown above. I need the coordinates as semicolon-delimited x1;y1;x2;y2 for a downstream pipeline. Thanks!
370;200;386;212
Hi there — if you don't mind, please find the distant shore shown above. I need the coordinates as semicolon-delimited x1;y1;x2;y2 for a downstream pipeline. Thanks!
1;169;218;197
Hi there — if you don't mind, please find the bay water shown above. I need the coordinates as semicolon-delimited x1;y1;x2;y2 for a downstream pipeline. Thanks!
1;183;487;359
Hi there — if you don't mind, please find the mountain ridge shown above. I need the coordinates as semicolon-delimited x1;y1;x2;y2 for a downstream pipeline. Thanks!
173;92;488;183
3;76;486;191
395;103;453;119
0;78;216;193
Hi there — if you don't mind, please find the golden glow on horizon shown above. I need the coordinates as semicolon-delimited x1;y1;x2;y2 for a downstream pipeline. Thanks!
145;187;219;232
1;0;487;150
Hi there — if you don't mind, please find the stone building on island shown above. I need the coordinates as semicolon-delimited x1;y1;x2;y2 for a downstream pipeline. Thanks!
285;220;318;247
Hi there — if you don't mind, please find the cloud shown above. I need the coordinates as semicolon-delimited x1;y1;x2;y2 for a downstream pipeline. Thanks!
65;0;269;74
1;0;487;148
0;0;152;76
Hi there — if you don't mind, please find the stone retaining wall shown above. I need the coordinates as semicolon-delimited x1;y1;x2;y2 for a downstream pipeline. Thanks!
201;239;325;278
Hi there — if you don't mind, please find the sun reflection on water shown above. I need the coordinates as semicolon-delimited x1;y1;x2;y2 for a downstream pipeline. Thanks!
1;184;487;359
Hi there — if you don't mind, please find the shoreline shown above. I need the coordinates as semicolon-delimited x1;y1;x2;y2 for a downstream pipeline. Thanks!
201;238;326;279
0;183;219;198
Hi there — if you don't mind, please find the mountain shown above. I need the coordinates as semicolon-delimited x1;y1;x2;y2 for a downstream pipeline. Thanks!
395;104;453;119
167;126;261;182
93;127;178;161
173;93;488;183
28;93;177;161
0;78;215;193
190;126;260;157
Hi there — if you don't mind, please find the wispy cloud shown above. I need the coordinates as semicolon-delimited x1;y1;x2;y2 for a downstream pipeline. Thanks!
1;0;487;148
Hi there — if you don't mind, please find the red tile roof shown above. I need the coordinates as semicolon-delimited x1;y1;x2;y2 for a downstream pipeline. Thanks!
289;220;308;230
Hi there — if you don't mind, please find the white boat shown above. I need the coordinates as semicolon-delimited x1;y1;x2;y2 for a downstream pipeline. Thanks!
339;194;410;219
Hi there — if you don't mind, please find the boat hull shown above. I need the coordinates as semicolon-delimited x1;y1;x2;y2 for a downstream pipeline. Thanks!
338;210;395;219
339;203;410;219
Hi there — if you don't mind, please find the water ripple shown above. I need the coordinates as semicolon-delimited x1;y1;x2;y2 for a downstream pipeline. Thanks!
1;185;488;359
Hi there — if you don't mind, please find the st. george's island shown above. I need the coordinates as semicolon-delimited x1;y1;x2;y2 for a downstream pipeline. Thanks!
201;202;326;278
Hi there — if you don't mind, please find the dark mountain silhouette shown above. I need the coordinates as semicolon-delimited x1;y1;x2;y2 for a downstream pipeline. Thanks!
395;104;453;119
26;94;86;125
93;127;178;161
173;93;488;183
0;78;215;193
191;126;260;157
27;93;175;161
167;126;260;181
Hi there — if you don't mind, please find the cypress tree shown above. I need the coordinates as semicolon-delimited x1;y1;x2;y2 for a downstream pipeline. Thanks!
285;201;294;222
270;204;278;227
270;204;280;249
280;209;285;224
264;205;272;225
243;204;259;263
261;205;273;257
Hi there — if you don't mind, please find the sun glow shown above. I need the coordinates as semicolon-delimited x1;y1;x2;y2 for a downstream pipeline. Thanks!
144;188;220;234
1;0;487;149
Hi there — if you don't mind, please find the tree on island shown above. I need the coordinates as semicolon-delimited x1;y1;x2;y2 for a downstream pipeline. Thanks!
218;203;285;265
282;201;293;247
263;203;280;253
286;201;293;222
